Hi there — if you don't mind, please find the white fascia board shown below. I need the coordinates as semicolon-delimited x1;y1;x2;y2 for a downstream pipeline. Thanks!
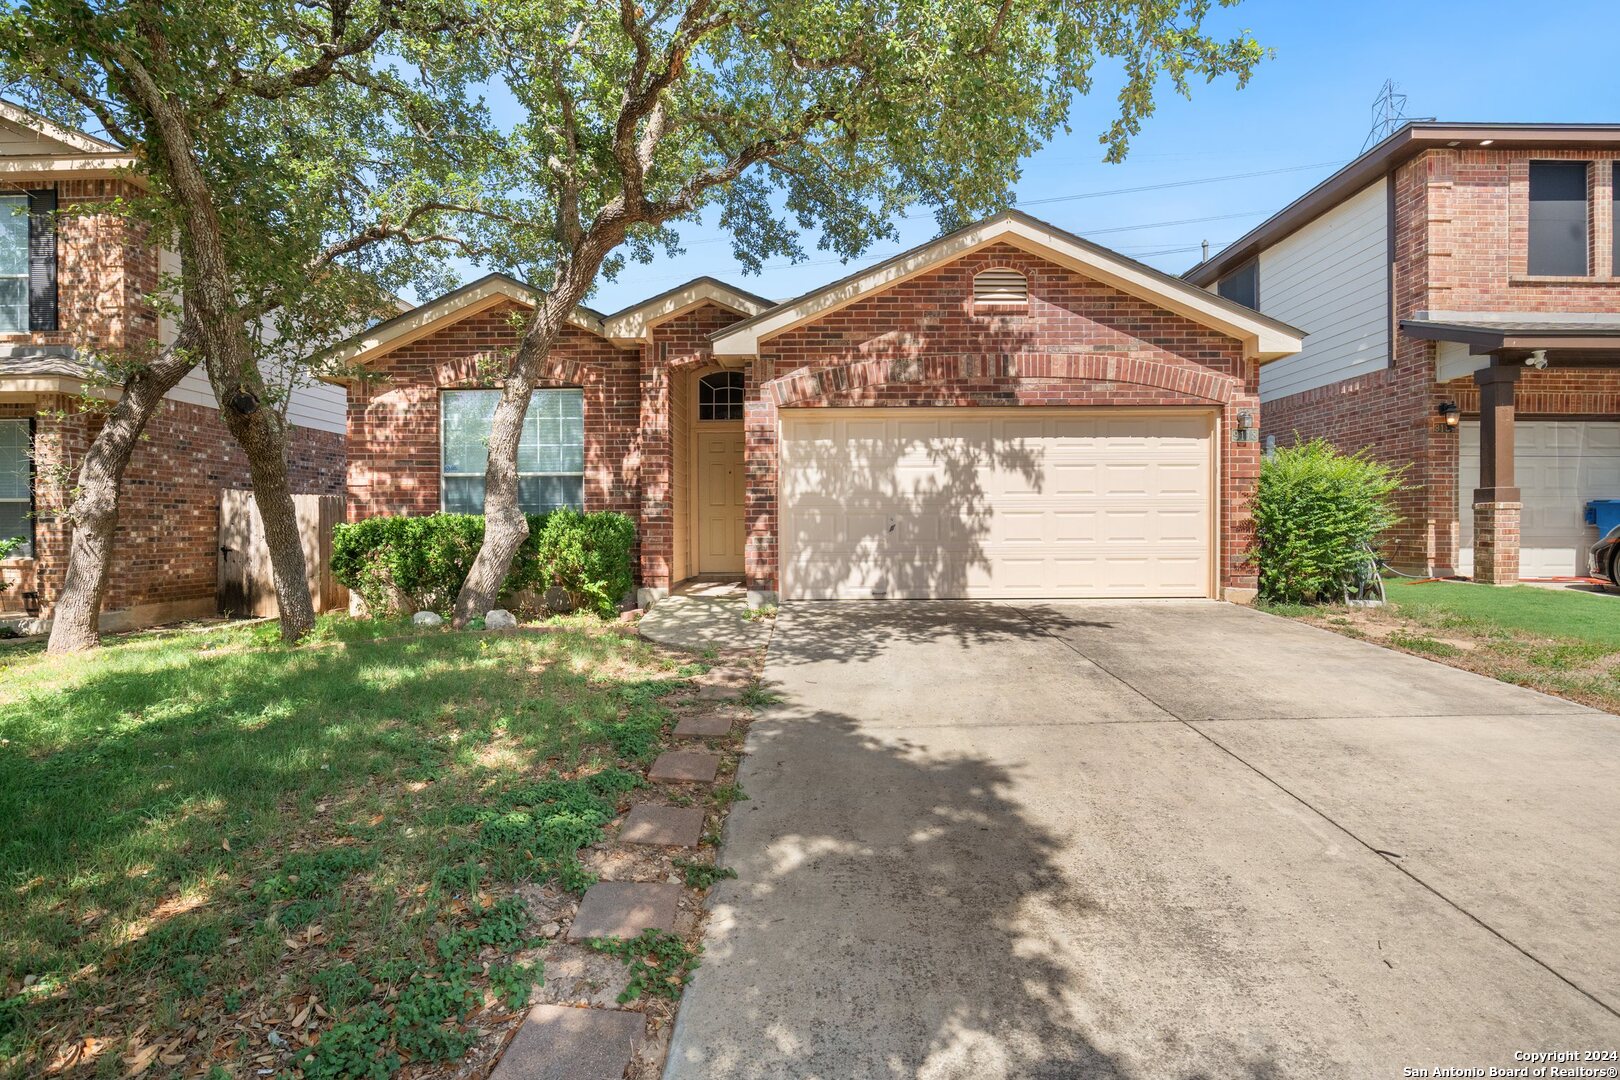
0;154;141;181
602;280;770;344
0;100;123;154
712;215;1303;362
0;377;118;401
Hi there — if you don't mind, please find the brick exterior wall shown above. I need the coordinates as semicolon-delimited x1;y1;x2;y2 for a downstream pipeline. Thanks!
0;178;347;627
748;244;1259;596
342;245;1261;601
638;303;742;590
344;301;642;520
1260;147;1620;576
0;179;160;352
2;396;344;621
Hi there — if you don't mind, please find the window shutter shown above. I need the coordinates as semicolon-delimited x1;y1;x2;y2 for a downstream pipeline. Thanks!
27;188;57;332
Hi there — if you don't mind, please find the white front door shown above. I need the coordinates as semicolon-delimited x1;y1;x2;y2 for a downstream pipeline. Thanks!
778;408;1215;600
1459;420;1620;578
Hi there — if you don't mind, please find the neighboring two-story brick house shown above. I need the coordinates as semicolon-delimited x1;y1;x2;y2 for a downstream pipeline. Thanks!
329;211;1301;605
1186;122;1620;584
0;100;347;631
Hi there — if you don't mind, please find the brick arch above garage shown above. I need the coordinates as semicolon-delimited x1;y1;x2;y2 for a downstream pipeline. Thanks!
763;352;1240;409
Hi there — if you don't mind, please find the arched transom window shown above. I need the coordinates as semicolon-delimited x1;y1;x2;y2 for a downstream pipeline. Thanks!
698;370;745;421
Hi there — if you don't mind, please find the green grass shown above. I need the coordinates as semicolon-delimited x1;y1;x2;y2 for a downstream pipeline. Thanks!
1384;581;1620;647
0;613;693;1078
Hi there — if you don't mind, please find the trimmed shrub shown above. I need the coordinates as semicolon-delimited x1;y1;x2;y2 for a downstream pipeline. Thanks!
331;510;635;618
532;509;637;618
1250;439;1402;605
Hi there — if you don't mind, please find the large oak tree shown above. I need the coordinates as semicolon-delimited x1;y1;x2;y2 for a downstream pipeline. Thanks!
0;0;491;648
448;0;1269;625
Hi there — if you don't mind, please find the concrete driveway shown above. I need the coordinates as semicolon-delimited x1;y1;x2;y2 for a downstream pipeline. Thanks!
665;602;1620;1080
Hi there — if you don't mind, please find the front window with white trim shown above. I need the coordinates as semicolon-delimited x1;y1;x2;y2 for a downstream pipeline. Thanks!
441;389;585;514
0;419;32;557
0;195;27;333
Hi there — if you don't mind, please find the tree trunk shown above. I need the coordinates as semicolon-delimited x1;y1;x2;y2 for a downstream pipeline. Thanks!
217;392;317;641
46;337;199;653
109;42;319;645
452;289;589;626
451;372;531;625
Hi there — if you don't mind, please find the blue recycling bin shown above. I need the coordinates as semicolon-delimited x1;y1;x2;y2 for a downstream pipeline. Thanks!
1584;499;1620;536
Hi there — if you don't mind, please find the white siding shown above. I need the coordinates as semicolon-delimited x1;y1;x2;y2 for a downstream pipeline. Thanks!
166;360;347;435
1256;178;1389;402
157;247;347;434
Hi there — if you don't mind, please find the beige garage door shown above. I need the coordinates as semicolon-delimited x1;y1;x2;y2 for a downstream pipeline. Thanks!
778;408;1215;600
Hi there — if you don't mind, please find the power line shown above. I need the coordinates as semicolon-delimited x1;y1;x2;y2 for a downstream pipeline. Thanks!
1013;159;1347;207
672;159;1342;250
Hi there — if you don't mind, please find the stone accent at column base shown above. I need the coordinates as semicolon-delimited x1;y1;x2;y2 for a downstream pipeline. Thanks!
1472;502;1522;586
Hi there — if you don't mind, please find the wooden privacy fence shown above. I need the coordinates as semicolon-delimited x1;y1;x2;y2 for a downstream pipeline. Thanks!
218;490;348;617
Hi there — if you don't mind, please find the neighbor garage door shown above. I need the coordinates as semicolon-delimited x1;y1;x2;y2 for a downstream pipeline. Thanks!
1459;419;1620;578
778;408;1214;600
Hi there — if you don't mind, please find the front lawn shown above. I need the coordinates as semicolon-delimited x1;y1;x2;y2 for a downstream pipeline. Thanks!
1274;581;1620;713
0;615;727;1078
1381;580;1620;647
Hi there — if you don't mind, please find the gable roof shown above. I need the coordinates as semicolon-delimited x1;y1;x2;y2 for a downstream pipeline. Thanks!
320;273;773;377
1184;121;1620;288
317;274;603;376
0;98;139;181
709;209;1303;362
0;99;124;154
601;276;773;343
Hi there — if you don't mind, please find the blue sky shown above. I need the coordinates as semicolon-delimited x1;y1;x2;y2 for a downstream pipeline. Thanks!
481;0;1620;312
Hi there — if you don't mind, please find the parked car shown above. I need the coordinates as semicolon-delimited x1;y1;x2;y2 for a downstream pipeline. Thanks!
1591;525;1620;587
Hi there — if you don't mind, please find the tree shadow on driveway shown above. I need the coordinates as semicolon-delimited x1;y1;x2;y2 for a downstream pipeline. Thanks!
665;692;1289;1080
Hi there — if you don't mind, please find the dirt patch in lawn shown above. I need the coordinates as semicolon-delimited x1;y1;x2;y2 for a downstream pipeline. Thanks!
1289;603;1620;715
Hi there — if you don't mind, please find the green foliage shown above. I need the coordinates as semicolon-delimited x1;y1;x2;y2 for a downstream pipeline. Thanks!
435;898;537;961
1250;440;1403;605
1387;631;1463;658
532;509;637;618
458;773;635;887
312;963;373;1014
672;859;736;890
487;960;542;1010
293;1003;400;1080
588;930;701;1003
331;511;635;618
330;513;541;616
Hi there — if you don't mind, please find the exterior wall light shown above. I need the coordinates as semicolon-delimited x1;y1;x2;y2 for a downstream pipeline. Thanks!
1233;409;1258;444
1437;401;1460;429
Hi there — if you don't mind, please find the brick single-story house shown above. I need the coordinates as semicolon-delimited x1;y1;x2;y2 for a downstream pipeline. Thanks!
331;211;1301;605
0;100;346;631
1185;121;1620;584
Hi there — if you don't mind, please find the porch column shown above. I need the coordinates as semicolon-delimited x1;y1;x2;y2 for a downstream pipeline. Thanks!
1472;364;1521;585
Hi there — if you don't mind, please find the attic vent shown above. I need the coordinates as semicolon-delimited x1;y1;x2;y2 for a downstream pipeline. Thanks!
973;268;1027;306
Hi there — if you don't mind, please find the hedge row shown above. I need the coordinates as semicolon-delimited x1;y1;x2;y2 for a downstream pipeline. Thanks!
331;510;636;619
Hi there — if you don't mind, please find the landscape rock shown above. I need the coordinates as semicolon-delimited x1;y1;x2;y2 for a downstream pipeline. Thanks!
543;586;575;613
412;610;443;627
485;608;518;630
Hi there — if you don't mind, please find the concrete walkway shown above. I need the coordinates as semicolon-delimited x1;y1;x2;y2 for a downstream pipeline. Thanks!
638;583;772;653
665;601;1620;1079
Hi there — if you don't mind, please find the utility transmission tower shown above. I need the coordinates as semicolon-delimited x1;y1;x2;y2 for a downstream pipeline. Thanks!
1362;79;1410;152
